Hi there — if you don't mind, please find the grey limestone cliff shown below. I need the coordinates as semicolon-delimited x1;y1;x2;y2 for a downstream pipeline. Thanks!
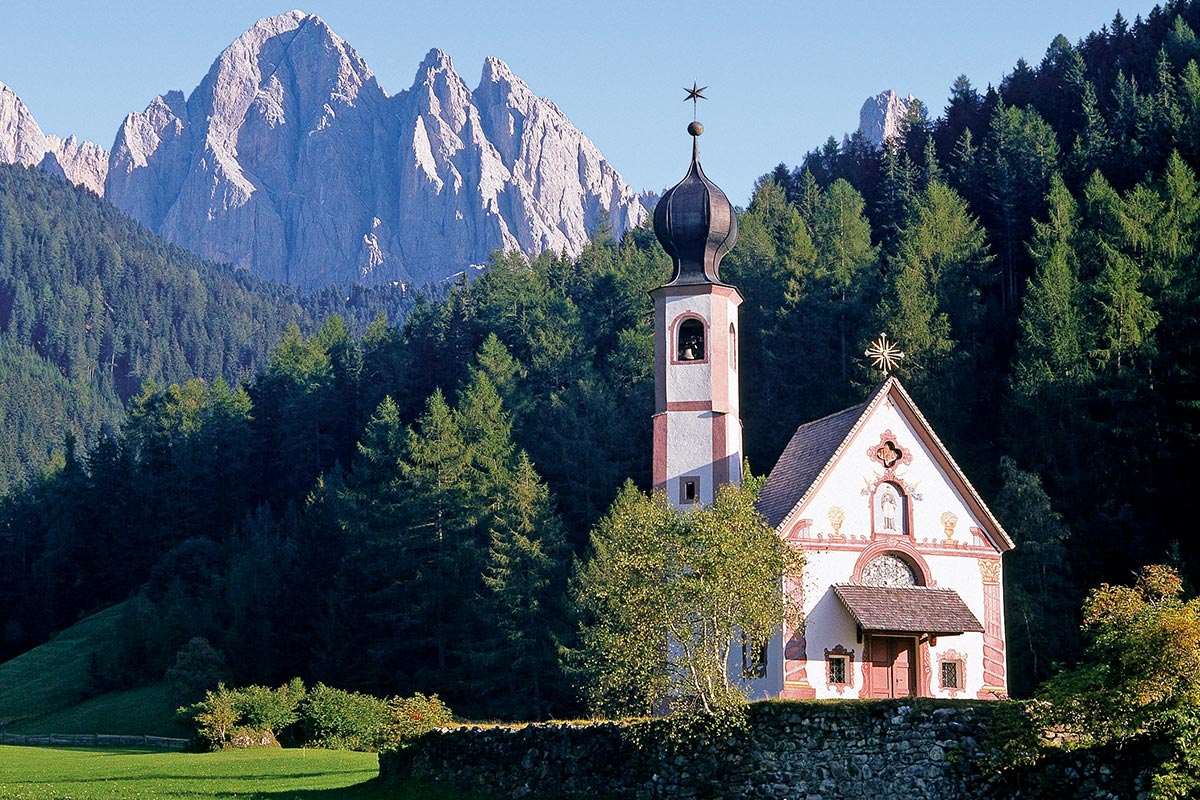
858;89;918;147
0;82;108;194
101;11;647;288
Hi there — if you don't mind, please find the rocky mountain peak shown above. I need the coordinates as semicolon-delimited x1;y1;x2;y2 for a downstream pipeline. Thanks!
477;56;539;112
0;81;49;167
0;81;108;194
417;47;455;75
480;55;513;83
3;12;648;289
858;90;917;147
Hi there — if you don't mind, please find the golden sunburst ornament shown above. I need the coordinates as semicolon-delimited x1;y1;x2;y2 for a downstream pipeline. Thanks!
865;333;905;376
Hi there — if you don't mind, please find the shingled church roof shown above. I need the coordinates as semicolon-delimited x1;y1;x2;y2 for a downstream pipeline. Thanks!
757;401;867;529
832;584;984;635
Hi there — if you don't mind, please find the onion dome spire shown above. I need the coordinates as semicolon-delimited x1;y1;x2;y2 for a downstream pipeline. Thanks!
653;113;738;286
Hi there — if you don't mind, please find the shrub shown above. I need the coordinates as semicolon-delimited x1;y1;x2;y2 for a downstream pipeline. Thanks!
182;678;304;750
183;678;454;752
1036;565;1200;799
236;678;305;735
300;683;390;751
184;683;240;749
384;692;454;747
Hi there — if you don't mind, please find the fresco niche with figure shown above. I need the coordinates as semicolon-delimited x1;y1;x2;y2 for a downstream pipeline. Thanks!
866;431;915;537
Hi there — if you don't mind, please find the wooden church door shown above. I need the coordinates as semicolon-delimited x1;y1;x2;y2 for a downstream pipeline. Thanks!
868;636;916;698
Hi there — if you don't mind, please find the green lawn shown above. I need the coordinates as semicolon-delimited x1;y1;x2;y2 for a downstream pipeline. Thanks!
0;746;471;799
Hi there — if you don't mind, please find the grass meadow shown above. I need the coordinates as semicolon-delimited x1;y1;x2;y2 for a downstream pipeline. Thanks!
0;746;472;800
0;605;129;729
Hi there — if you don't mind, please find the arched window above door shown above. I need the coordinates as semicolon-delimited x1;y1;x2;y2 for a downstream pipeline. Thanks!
860;553;919;587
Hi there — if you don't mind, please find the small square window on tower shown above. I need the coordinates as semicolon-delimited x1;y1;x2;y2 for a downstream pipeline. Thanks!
680;476;700;504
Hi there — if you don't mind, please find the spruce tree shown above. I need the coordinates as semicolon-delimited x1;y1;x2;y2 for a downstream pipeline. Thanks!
480;451;569;719
1009;174;1091;483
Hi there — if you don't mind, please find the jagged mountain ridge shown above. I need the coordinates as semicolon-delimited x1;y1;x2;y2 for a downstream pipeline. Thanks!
0;11;647;289
0;82;108;194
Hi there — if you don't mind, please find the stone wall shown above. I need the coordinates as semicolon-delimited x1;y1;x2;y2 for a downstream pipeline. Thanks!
379;701;1158;800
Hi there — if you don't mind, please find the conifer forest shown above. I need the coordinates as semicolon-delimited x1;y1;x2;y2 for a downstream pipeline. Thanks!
1;4;1198;719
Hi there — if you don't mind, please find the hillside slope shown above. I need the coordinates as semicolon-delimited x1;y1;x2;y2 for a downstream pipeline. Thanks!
0;163;415;491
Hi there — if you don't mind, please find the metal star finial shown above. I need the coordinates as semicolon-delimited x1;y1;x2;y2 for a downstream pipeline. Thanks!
865;333;905;377
684;81;707;120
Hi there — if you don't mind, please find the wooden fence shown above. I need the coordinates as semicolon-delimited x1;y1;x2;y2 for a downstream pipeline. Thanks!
0;732;188;750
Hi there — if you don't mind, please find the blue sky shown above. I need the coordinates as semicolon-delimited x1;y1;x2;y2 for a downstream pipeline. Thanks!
1;1;1162;205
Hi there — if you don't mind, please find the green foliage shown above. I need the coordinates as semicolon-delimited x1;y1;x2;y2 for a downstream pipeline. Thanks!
185;684;241;750
0;164;415;494
183;679;304;750
183;680;453;754
7;3;1200;723
164;637;229;709
1036;565;1200;798
575;479;803;719
991;459;1074;696
384;693;455;746
299;685;454;752
234;678;306;736
300;683;390;752
480;452;571;719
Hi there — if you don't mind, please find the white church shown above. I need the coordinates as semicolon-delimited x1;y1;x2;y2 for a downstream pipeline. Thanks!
650;120;1013;701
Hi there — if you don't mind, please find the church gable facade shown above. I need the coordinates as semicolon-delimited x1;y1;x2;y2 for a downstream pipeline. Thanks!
752;377;1013;701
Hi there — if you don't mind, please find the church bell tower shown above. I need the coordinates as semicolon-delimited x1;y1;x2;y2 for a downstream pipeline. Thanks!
651;118;742;509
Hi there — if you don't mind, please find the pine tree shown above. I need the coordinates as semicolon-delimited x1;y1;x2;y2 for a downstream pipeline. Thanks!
480;452;569;719
1145;48;1184;169
948;128;980;203
811;180;879;389
981;102;1061;309
1109;70;1148;187
937;75;985;157
1166;15;1200;68
1009;174;1092;483
875;146;919;254
876;180;993;449
795;168;822;228
1070;82;1113;183
991;458;1075;696
1014;175;1090;392
399;389;479;682
1177;60;1200;161
1092;246;1160;373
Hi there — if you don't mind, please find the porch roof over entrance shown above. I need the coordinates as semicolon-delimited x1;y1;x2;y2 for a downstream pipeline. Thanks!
832;584;984;635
